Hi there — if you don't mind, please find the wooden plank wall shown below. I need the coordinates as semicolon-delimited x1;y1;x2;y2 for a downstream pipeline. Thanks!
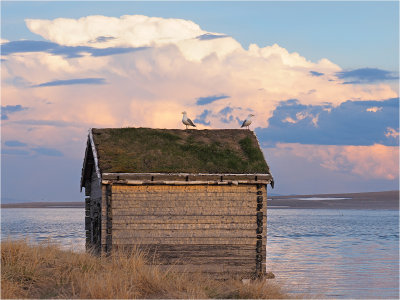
85;166;102;253
101;184;267;278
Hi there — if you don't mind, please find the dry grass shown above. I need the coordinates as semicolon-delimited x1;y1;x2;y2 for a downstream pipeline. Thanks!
1;240;290;299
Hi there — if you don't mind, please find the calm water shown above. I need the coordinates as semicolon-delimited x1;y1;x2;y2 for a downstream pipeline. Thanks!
1;208;85;252
1;208;399;298
267;209;399;299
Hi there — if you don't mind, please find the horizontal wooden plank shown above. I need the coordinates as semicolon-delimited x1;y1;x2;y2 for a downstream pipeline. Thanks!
112;237;257;245
112;188;257;193
112;215;265;224
150;249;265;259
111;198;260;204
113;250;264;261
112;191;259;197
103;180;270;186
112;244;264;255
149;257;258;266
112;222;258;230
111;199;257;209
148;251;266;263
112;229;258;239
112;184;256;191
112;207;257;216
103;172;272;181
111;196;259;202
102;230;266;243
156;264;256;274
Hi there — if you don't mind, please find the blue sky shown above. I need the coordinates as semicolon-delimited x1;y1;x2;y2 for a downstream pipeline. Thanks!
1;1;399;202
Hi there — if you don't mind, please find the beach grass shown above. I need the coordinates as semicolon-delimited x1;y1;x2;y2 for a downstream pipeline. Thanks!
1;239;289;299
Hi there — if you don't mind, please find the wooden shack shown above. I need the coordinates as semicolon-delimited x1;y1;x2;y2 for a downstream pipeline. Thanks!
80;127;274;278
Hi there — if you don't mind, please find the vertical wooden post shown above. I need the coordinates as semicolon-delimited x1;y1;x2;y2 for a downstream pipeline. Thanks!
85;196;91;250
255;184;264;277
105;184;113;254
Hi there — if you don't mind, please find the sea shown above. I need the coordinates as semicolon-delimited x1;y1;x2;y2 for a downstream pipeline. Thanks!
1;207;399;299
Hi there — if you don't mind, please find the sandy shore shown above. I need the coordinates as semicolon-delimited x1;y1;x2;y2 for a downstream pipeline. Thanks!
2;191;398;210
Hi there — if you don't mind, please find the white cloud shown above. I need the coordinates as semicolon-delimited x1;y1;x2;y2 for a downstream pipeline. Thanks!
1;14;398;159
26;15;243;62
26;15;204;48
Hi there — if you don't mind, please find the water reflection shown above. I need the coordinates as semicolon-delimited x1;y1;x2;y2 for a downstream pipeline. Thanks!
267;209;399;299
1;208;85;252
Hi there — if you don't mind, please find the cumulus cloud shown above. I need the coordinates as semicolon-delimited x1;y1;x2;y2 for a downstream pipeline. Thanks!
25;15;242;62
271;143;399;180
26;15;205;48
1;14;398;160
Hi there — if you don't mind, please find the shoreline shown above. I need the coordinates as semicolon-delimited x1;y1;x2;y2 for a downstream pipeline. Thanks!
1;190;398;210
269;190;399;210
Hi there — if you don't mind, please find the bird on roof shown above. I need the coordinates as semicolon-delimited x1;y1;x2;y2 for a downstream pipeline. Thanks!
241;114;255;130
182;111;196;129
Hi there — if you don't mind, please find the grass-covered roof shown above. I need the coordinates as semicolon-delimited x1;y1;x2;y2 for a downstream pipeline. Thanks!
91;128;270;174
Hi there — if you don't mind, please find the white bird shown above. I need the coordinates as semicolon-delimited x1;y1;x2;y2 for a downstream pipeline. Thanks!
182;111;196;129
241;114;255;130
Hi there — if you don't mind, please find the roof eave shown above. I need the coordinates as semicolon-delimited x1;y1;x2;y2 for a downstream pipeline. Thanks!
102;172;274;186
80;129;102;191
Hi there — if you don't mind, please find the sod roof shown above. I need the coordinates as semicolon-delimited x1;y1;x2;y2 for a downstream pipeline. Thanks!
90;127;270;174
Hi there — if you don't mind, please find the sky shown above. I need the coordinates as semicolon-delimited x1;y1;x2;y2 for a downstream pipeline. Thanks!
1;1;399;202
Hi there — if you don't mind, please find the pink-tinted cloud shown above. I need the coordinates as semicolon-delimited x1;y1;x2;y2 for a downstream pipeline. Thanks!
385;127;399;139
1;14;398;160
272;143;399;180
366;106;383;112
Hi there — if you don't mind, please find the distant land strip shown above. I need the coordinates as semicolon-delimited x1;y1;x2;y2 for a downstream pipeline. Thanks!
1;202;84;208
269;190;399;210
1;191;398;209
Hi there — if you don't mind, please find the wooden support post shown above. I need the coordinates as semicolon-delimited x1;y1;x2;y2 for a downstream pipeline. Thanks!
255;184;265;277
105;184;113;254
85;197;91;250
